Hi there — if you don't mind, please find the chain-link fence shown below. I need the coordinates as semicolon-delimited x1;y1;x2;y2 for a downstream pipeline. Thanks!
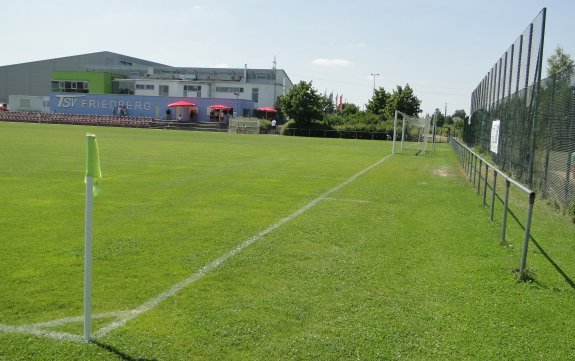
464;8;575;212
465;66;575;211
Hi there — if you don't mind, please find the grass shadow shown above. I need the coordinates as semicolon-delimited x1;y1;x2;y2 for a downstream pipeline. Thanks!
93;340;158;361
529;236;575;290
505;207;575;290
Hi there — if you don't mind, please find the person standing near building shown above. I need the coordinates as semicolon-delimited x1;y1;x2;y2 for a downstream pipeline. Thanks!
271;119;277;134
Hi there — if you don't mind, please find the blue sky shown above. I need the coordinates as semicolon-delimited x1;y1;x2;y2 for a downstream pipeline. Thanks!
2;0;573;116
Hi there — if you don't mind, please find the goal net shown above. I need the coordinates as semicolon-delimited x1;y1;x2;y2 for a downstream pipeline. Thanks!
392;111;433;155
228;118;260;134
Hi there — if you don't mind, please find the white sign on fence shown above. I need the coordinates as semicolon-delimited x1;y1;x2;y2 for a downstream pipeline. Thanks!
490;119;501;154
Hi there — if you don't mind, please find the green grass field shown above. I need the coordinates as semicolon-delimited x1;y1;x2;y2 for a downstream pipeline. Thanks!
1;122;574;360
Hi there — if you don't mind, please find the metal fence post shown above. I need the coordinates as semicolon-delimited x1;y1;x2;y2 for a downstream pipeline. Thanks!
483;163;489;205
467;149;472;179
477;159;483;195
519;192;536;280
501;179;511;242
470;151;474;181
490;172;497;222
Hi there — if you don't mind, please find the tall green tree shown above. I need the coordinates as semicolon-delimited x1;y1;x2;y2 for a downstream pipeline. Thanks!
277;81;324;124
341;102;360;116
366;87;390;119
451;109;468;123
547;46;574;77
385;84;422;118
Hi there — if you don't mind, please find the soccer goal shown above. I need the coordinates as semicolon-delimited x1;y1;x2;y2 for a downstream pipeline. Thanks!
229;117;261;134
392;110;434;155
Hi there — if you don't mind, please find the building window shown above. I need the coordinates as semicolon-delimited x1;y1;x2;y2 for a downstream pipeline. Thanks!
252;88;259;102
184;85;201;97
51;81;89;93
159;85;169;96
136;84;155;90
215;87;244;93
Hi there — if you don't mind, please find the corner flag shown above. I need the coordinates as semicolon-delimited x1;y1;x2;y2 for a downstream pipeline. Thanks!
86;133;102;195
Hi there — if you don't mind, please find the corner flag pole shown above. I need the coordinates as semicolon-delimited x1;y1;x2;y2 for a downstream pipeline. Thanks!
84;134;101;343
84;174;93;342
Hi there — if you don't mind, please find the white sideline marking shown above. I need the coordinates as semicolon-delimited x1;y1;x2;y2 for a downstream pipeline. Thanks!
324;197;371;203
0;154;391;342
32;311;132;328
0;324;83;343
0;311;130;343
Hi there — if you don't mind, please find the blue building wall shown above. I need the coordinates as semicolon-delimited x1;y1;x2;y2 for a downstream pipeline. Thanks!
49;93;253;122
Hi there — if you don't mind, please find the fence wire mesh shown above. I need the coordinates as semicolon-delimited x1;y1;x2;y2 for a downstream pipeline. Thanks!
465;66;575;211
464;8;575;212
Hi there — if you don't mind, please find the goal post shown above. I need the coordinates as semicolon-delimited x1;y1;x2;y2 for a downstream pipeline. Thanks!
228;117;260;134
392;110;434;156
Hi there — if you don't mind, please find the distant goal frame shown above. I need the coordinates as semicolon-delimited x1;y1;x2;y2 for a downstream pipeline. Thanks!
392;110;436;156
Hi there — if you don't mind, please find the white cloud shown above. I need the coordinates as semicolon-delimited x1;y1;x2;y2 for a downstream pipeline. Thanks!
212;63;230;68
311;58;353;67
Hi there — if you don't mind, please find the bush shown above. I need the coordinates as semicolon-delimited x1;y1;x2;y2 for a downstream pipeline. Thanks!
259;119;271;133
323;114;346;127
569;203;575;223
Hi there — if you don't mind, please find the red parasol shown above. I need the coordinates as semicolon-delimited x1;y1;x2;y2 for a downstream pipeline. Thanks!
257;106;277;119
168;100;197;107
256;107;277;113
209;104;232;111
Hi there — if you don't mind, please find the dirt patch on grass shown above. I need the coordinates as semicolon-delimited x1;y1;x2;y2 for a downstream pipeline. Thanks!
433;166;455;178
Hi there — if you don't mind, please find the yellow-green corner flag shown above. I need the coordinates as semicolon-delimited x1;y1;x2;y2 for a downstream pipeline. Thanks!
86;133;102;195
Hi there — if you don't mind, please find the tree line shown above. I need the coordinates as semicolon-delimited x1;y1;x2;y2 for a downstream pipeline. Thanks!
274;80;468;137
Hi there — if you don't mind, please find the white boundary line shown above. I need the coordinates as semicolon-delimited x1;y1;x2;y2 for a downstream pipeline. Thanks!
0;311;130;342
324;197;371;203
1;154;392;342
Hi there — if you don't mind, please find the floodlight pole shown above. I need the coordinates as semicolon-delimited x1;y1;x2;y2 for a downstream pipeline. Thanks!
371;73;380;96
